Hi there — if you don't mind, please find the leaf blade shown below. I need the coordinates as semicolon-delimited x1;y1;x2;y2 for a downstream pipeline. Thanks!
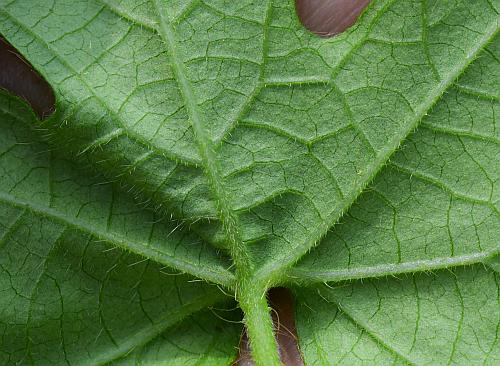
0;1;497;284
291;34;500;283
296;265;500;365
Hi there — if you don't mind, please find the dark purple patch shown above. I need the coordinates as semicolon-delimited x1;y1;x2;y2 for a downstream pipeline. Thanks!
233;288;304;366
0;37;55;119
296;0;372;37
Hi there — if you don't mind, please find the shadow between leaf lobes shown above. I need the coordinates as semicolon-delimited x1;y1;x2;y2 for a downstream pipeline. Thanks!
0;36;55;119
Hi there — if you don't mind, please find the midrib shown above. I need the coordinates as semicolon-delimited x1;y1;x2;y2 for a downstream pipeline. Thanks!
153;1;499;287
152;0;252;274
2;0;497;289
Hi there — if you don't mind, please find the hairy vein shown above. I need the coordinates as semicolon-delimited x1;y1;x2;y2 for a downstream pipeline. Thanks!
152;0;257;277
270;20;500;285
0;191;234;287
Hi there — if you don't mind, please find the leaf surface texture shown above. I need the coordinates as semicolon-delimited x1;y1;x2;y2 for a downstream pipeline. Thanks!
0;0;498;364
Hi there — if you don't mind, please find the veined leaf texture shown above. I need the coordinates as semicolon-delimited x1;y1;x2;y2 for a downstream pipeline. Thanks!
0;0;498;364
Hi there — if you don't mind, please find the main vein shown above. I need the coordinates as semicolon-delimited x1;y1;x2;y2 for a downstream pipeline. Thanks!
152;0;252;277
152;0;499;288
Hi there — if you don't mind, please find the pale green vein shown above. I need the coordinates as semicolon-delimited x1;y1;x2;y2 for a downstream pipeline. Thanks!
0;7;202;167
0;208;26;249
152;0;252;273
24;228;66;365
79;128;125;155
455;84;500;101
389;162;500;216
330;295;418;366
271;20;500;286
421;122;500;146
0;192;234;287
151;2;282;363
447;277;465;366
289;250;499;284
99;0;158;32
92;292;227;366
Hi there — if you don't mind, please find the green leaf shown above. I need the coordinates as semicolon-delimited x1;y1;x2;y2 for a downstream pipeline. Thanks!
295;264;500;365
290;36;500;283
292;29;500;366
0;91;233;286
0;0;499;363
0;92;237;364
109;309;242;366
0;0;497;280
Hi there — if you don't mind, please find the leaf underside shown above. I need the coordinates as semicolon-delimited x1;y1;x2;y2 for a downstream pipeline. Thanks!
0;0;498;364
0;92;240;365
